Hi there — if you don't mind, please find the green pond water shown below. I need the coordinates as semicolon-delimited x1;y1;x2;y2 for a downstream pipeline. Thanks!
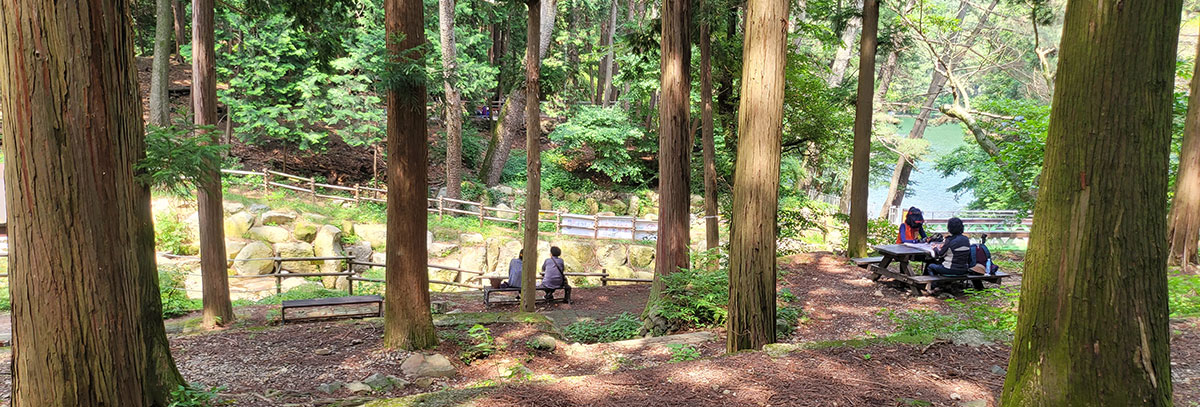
868;117;975;217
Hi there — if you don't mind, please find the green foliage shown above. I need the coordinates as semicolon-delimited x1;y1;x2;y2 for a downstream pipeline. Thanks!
832;213;898;250
155;209;197;256
549;106;652;183
1168;272;1200;318
665;344;702;362
654;249;730;329
460;324;501;364
252;285;348;305
935;99;1050;211
563;313;642;344
884;288;1019;338
160;269;202;319
169;385;231;407
138;122;226;196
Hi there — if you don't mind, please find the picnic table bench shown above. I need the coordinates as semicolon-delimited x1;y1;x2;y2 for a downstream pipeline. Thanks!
483;285;572;307
855;244;1010;295
281;295;383;324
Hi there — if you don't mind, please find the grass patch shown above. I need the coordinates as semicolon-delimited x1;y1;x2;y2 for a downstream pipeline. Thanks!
883;287;1018;339
1169;271;1200;318
224;189;387;224
563;312;642;343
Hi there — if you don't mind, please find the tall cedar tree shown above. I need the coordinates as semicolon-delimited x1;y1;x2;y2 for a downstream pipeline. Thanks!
150;0;174;126
383;0;439;350
643;0;691;335
440;0;464;200
700;16;719;252
1001;0;1179;403
520;0;543;312
1168;40;1200;267
194;0;235;328
727;0;787;351
0;0;185;403
846;0;878;258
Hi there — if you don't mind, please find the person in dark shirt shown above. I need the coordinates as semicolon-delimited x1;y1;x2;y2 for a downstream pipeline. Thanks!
501;250;523;288
896;207;928;243
927;217;971;276
540;246;566;290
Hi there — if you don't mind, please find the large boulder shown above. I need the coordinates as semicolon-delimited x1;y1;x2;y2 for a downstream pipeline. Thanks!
460;233;485;244
627;196;641;216
233;241;276;275
495;203;518;220
595;244;628;268
225;239;250;267
429;242;459;258
604;266;637;285
459;246;487;275
247;226;291;243
345;241;374;273
224;211;256;238
247;203;271;214
313;225;346;288
223;201;245;214
585;198;599;214
353;224;388;250
275;242;318;274
293;219;320;242
605;200;628;216
555;241;595;273
628;245;655;269
259;210;297;226
400;354;456;378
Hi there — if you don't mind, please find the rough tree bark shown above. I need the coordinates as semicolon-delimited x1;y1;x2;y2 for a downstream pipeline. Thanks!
480;0;556;187
0;0;184;403
1168;40;1200;267
701;19;719;253
173;0;187;63
727;0;787;352
194;0;234;329
520;0;543;312
1001;0;1180;404
440;0;463;200
383;0;438;350
847;0;878;259
642;0;692;335
826;2;862;88
877;0;996;218
150;0;174;126
596;0;618;106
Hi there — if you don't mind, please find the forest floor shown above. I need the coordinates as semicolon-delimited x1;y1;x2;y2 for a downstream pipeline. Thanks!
0;252;1196;406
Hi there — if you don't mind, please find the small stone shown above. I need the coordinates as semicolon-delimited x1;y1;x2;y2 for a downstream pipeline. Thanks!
991;365;1006;376
960;401;987;407
316;382;343;394
401;353;457;378
722;390;730;395
363;373;393;391
248;203;270;214
414;377;434;388
314;348;333;356
345;381;372;393
762;343;799;358
950;393;962;400
387;375;411;388
223;201;245;214
528;334;557;351
872;289;884;297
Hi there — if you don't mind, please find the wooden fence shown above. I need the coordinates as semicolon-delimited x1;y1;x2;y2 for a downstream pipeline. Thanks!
222;168;660;242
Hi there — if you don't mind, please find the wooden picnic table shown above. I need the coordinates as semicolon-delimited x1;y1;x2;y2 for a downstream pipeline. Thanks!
857;244;1011;295
870;244;934;279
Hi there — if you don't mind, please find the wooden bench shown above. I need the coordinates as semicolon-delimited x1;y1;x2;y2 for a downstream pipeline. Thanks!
908;271;1012;295
850;256;884;269
281;295;383;324
483;286;572;307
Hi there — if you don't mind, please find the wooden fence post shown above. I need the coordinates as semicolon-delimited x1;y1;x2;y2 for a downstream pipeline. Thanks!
262;168;271;189
593;215;600;239
479;203;486;227
438;197;445;220
274;258;283;294
353;184;360;203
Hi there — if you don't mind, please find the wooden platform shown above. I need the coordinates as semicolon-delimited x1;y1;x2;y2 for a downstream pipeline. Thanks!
280;295;383;324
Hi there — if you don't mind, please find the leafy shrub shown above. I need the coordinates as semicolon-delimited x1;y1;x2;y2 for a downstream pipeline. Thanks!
563;313;642;344
155;210;197;256
549;106;652;183
832;213;898;250
139;121;227;195
460;324;501;364
1169;272;1200;318
169;385;230;407
665;344;701;362
655;249;730;329
160;269;201;319
253;285;347;305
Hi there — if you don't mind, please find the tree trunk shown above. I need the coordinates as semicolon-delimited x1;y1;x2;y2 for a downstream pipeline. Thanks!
727;0;786;352
846;0;877;258
1001;1;1179;404
193;0;234;329
877;0;995;218
1168;40;1200;267
520;0;542;312
597;0;618;106
701;20;719;252
481;1;556;187
383;0;438;350
150;0;174;127
440;0;463;200
172;0;187;63
874;48;899;106
941;104;1037;203
642;0;691;336
826;10;861;88
0;0;183;403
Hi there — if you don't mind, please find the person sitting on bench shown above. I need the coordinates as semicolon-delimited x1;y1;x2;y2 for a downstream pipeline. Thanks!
897;206;929;243
927;217;971;276
501;250;523;288
539;246;568;299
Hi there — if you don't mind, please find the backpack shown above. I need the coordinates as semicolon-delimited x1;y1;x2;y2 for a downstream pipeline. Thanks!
969;234;999;275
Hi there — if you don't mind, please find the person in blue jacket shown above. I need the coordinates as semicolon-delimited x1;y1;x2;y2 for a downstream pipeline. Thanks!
896;207;928;243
